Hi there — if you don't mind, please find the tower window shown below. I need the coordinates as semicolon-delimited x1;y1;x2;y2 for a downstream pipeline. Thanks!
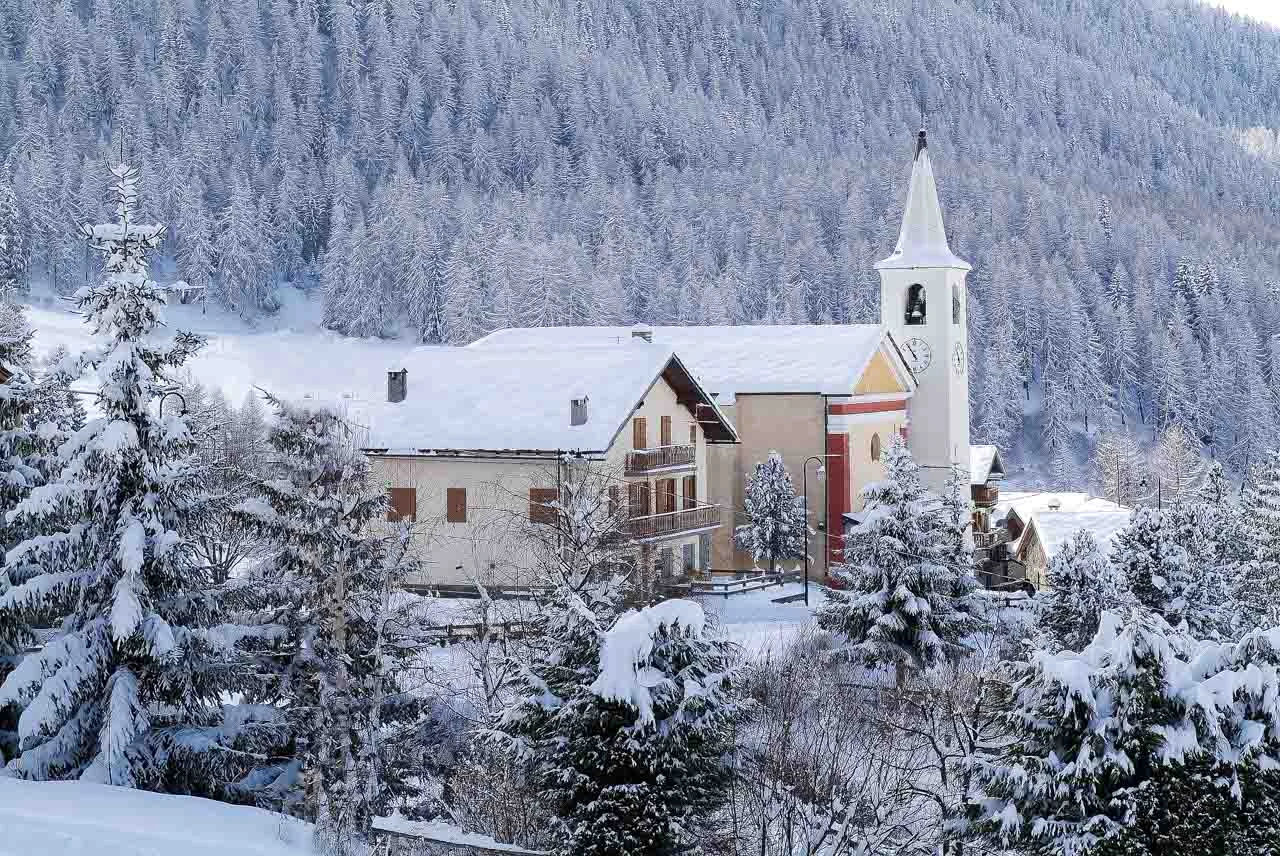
905;284;926;325
952;286;962;325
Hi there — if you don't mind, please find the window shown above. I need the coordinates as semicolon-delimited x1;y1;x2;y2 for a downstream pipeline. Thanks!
657;478;677;515
446;487;467;523
952;285;962;325
660;415;672;446
387;487;417;522
608;485;621;519
689;423;697;445
659;547;674;580
682;543;696;575
870;433;882;462
528;488;559;524
628;482;651;518
905;283;926;325
632;416;647;449
683;475;697;509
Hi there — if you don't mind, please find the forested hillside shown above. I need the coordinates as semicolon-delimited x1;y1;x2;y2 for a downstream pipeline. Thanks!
2;0;1279;484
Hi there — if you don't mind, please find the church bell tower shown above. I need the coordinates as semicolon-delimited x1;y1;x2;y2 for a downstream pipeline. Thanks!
876;130;971;488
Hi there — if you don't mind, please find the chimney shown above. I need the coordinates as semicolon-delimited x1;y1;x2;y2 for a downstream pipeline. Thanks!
387;369;407;403
630;324;653;343
1047;497;1062;512
571;396;589;426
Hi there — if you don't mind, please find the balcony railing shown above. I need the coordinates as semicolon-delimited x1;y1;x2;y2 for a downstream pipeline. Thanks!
625;444;696;475
626;504;721;541
973;529;1007;549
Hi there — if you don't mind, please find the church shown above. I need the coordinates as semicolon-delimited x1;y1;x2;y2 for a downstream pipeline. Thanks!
446;129;1005;580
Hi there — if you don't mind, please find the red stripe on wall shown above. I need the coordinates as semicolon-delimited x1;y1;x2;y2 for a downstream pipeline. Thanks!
828;399;907;416
825;433;849;568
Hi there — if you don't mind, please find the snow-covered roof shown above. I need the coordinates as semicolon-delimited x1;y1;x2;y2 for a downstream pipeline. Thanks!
997;491;1131;554
875;131;970;272
969;444;1005;485
470;324;909;403
325;343;735;455
1022;510;1133;563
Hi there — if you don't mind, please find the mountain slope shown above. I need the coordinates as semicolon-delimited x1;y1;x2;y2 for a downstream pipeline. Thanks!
4;0;1280;484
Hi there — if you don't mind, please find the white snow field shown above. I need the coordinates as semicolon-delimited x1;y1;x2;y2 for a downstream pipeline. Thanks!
0;779;313;856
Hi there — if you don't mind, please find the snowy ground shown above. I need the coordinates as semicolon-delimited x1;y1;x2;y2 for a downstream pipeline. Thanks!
0;779;313;856
697;581;829;657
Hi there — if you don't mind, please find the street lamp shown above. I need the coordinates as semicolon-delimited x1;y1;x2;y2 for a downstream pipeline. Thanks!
802;455;827;607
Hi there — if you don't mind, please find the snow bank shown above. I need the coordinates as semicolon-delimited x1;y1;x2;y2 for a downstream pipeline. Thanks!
590;599;706;723
0;779;312;856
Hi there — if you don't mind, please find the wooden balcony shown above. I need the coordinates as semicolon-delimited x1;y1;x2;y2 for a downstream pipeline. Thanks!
625;444;696;475
973;529;1007;549
626;504;721;541
972;483;1000;507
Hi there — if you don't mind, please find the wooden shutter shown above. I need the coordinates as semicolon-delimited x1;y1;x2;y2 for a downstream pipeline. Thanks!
683;475;696;509
628;482;650;518
528;488;559;524
387;487;417;522
660;415;672;446
657;479;677;514
632;417;647;449
446;487;467;523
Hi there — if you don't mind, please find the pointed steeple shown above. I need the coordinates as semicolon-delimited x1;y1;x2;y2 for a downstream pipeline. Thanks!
875;130;970;272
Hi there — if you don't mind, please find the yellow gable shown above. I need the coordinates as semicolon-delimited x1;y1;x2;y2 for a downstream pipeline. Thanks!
854;348;908;395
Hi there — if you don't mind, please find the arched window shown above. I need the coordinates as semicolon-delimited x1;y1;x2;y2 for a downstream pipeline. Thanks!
952;285;962;325
870;432;882;462
905;284;926;325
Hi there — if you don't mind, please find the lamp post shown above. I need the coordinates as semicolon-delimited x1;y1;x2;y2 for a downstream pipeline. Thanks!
802;455;827;607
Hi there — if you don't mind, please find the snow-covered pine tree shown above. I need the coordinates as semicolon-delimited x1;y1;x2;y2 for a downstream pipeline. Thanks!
734;450;808;576
0;163;217;786
0;164;26;293
1110;507;1199;631
973;610;1280;856
0;290;49;760
816;437;980;679
231;397;426;843
1091;429;1145;507
498;588;743;855
1238;448;1280;631
1153;423;1207;504
1038;530;1130;652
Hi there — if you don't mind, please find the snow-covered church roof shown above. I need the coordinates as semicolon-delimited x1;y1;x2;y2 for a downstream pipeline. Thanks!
328;343;736;455
470;324;907;403
875;130;970;272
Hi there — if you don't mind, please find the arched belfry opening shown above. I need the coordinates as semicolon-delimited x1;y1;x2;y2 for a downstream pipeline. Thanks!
905;283;926;325
952;285;962;325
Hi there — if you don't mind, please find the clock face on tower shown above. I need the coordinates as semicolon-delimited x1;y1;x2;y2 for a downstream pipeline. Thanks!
952;342;966;375
903;337;933;374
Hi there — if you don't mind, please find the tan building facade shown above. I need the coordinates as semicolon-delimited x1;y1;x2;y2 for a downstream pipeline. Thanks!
349;344;736;590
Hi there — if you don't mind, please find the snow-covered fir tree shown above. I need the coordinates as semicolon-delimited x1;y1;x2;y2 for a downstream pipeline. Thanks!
231;397;427;842
1038;530;1130;652
973;611;1280;856
1239;448;1280;630
0;165;25;293
816;437;980;679
1110;507;1201;633
496;473;745;856
734;451;808;576
0;163;217;785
